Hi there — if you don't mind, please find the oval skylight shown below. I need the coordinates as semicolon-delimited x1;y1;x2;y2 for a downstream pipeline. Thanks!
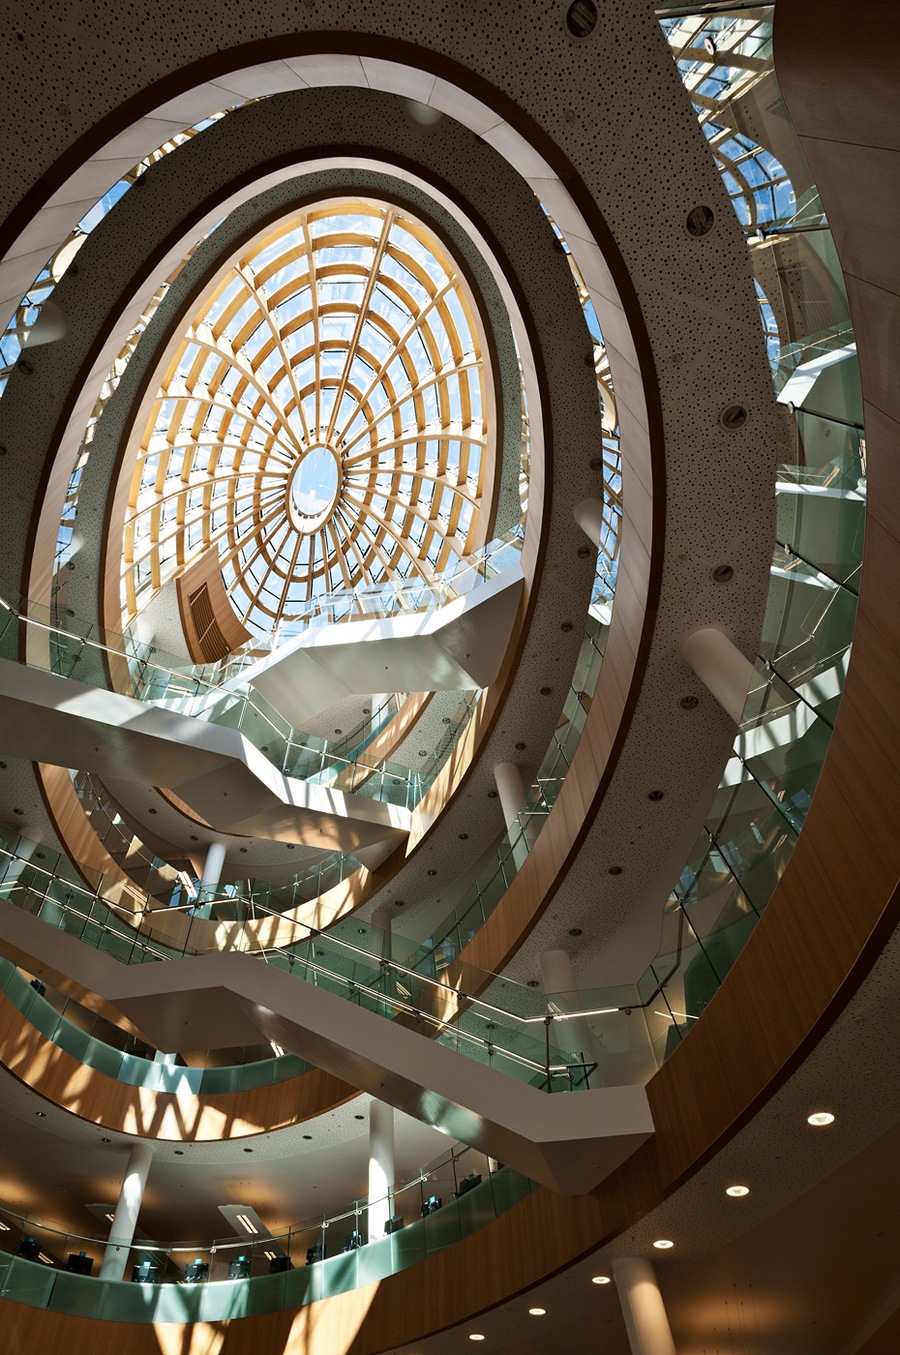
123;199;494;636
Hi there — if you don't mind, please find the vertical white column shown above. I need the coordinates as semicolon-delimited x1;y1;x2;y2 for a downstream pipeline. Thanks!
539;948;603;1086
195;840;226;917
573;496;605;549
371;905;393;962
368;1099;395;1241
99;1144;153;1281
494;762;528;870
494;761;525;829
200;841;226;895
680;626;754;725
612;1257;677;1355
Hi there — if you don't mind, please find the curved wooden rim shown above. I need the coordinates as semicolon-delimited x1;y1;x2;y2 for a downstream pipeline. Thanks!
0;984;357;1140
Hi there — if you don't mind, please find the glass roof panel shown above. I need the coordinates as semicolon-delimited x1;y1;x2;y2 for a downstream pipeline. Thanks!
123;201;491;636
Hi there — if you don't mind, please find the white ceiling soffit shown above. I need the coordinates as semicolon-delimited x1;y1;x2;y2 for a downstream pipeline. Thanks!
243;568;524;728
0;657;410;851
0;903;652;1196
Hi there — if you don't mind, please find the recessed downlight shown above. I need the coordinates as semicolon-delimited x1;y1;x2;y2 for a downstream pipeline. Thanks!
808;1111;835;1126
529;1307;546;1315
653;1239;674;1249
726;1185;750;1197
591;1275;611;1284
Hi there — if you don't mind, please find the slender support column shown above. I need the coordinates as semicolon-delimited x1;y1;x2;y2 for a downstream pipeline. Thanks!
612;1256;677;1355
195;840;226;916
368;1100;395;1241
573;496;605;548
99;1144;153;1281
680;625;754;725
494;761;525;830
494;761;528;870
371;905;393;962
200;841;226;895
539;948;603;1086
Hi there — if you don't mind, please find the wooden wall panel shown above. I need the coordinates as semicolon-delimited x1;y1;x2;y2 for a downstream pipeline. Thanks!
176;549;252;663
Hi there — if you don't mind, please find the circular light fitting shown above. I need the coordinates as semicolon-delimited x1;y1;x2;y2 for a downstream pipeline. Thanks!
720;404;749;431
726;1185;750;1197
567;0;598;38
529;1307;546;1316
653;1239;674;1250
808;1111;835;1126
591;1275;611;1285
685;204;716;237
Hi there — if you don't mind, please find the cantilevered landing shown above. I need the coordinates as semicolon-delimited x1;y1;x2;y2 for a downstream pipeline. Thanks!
241;566;524;728
0;658;409;852
0;904;653;1196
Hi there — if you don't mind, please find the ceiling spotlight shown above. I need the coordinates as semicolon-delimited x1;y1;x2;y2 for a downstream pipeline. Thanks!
591;1275;611;1285
427;868;438;876
653;1239;674;1249
568;927;583;937
515;741;527;751
528;1307;546;1315
726;1185;750;1197
808;1111;835;1126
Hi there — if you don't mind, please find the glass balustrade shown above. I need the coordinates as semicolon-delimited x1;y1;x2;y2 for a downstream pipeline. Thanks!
0;587;481;814
0;954;311;1094
0;1147;536;1320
